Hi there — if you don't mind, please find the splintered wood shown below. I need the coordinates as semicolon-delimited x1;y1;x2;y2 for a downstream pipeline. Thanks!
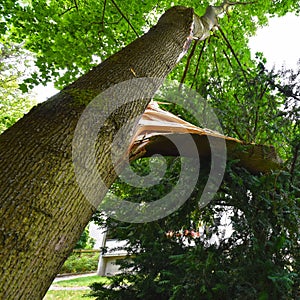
129;101;280;174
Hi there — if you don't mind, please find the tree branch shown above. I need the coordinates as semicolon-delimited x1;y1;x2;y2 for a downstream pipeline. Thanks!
111;0;139;38
193;0;257;41
179;40;199;89
191;39;207;89
217;26;249;86
224;1;257;6
59;0;78;16
73;0;79;11
290;142;299;184
213;48;222;85
59;6;78;17
101;0;107;29
252;84;268;136
222;49;233;69
267;79;300;101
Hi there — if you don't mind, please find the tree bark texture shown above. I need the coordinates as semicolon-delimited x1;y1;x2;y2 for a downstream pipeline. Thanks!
0;6;199;299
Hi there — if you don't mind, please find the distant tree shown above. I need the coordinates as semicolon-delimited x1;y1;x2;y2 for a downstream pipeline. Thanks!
0;42;36;133
74;226;96;250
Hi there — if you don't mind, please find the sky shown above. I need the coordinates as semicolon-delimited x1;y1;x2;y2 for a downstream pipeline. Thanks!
32;81;58;103
249;13;300;70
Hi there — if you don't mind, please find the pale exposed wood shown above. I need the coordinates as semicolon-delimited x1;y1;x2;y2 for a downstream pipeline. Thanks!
130;102;280;174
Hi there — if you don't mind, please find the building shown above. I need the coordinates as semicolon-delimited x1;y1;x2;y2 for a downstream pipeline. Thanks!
97;230;129;276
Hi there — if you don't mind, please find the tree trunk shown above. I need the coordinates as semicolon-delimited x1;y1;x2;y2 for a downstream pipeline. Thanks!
0;6;200;299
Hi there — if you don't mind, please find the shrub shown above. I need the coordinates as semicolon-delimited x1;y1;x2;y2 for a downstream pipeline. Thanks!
59;252;100;274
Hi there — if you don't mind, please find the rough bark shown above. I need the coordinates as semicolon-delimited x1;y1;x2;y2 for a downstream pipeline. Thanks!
0;6;201;299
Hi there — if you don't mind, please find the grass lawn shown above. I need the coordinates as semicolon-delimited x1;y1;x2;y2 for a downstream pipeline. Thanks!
54;275;110;287
44;290;93;300
43;275;111;299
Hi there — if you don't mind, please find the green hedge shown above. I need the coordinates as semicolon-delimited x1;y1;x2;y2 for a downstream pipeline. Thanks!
59;252;100;274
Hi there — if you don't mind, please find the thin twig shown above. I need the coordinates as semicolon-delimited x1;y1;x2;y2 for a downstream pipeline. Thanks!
226;1;257;5
59;6;78;16
101;0;107;29
222;49;233;69
217;26;249;86
268;80;300;101
252;106;259;138
179;40;199;89
111;0;139;38
290;143;299;184
233;94;254;140
191;39;207;89
253;84;268;136
73;0;79;11
233;93;242;105
232;122;245;140
213;48;221;85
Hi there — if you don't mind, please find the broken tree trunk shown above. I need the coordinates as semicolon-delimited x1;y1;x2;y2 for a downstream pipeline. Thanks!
0;6;206;299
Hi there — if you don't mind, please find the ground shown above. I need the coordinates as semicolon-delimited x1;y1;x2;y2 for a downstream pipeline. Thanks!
44;273;109;299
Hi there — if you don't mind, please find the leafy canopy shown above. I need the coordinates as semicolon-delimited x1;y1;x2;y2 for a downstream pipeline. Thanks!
1;0;299;89
0;41;36;133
